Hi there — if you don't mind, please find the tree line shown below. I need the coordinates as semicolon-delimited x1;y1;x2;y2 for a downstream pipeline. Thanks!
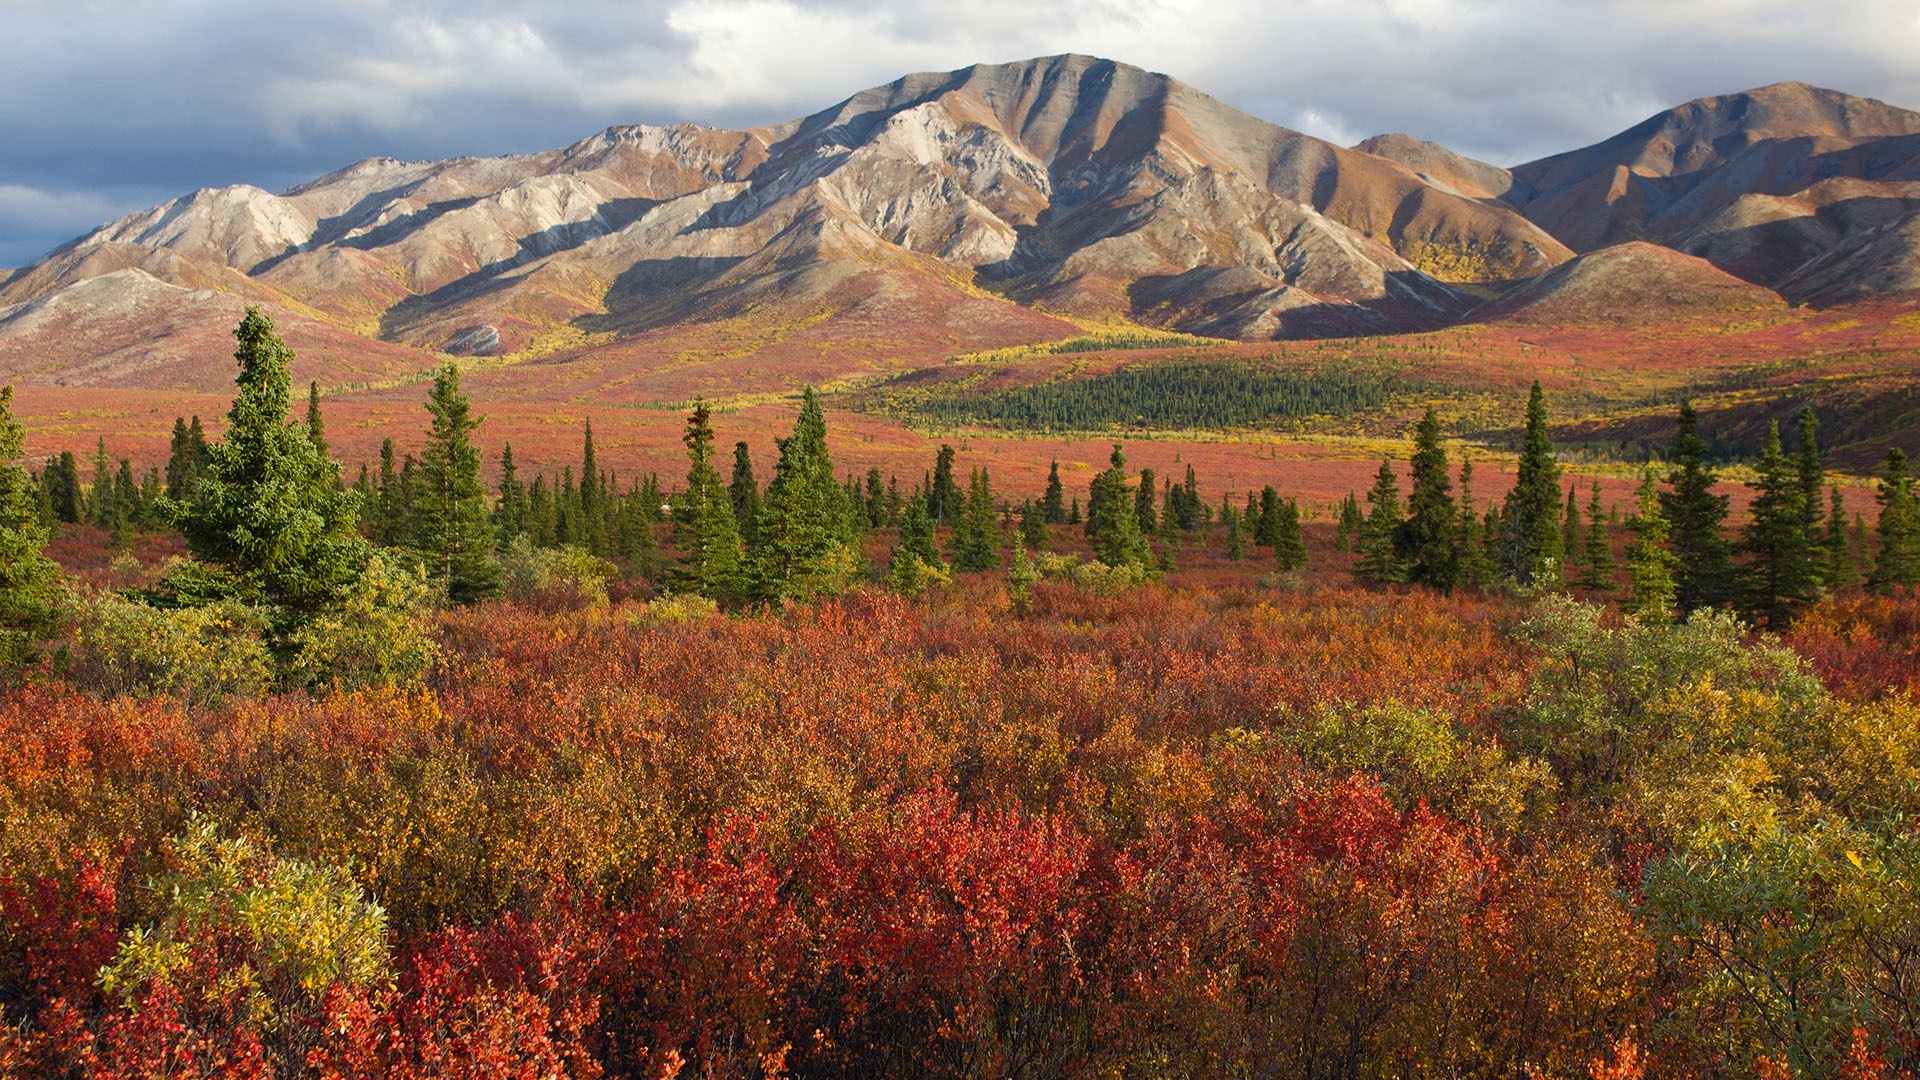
1342;385;1920;626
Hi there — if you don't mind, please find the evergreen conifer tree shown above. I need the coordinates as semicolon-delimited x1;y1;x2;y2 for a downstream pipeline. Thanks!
175;308;366;611
1502;382;1563;586
494;443;529;547
1006;533;1039;614
411;364;500;603
1796;407;1829;588
1579;482;1615;591
0;386;63;672
374;439;401;546
1336;492;1364;551
89;437;111;526
951;467;1001;572
1662;401;1735;611
676;399;749;604
1019;498;1049;551
1134;467;1158;533
1398;406;1458;589
1869;447;1920;593
1355;459;1407;585
757;388;858;600
306;382;330;461
1824;486;1854;589
1256;487;1282;548
578;420;602;550
1455;457;1495;590
864;468;887;528
1742;420;1817;625
1625;467;1679;622
730;441;763;551
928;444;960;526
1561;485;1582;577
1043;460;1066;524
1224;505;1245;561
1274;498;1307;572
1087;444;1151;569
45;451;81;524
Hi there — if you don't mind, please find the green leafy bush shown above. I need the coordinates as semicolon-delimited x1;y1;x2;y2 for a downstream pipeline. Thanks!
65;590;272;702
287;554;439;690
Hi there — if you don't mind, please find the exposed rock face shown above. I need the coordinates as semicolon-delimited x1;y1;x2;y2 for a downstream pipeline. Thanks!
1471;241;1785;326
6;60;1920;391
1505;82;1920;252
0;54;1573;386
1354;134;1514;200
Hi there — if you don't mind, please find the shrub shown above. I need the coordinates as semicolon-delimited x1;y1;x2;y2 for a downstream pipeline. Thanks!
498;536;613;610
65;590;272;702
287;555;439;691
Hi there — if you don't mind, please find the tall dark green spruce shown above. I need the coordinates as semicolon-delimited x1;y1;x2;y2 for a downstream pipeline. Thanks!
174;307;366;611
676;398;748;604
1795;407;1829;588
411;364;500;603
1355;459;1407;585
1398;406;1458;589
757;388;858;600
1869;447;1920;593
1087;444;1151;569
1662;401;1735;612
731;441;763;551
1578;482;1615;592
0;386;64;672
1741;420;1817;626
950;467;1001;572
928;444;960;527
1501;382;1562;586
493;443;529;546
1625;466;1679;622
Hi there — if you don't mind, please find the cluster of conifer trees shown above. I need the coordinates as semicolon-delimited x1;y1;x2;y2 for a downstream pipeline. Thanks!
1339;384;1920;625
917;361;1398;431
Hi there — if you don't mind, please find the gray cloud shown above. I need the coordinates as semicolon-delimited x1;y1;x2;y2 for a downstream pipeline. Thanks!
3;0;1918;268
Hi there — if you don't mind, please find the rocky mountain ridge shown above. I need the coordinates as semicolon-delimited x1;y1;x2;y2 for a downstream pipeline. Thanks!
4;57;1920;392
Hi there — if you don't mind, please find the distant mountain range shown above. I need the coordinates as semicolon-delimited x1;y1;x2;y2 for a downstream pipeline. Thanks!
5;55;1920;392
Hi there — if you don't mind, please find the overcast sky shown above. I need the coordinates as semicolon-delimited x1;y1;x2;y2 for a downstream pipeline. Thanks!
2;0;1916;267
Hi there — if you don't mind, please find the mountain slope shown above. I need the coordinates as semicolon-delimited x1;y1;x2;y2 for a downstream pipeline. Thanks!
1506;82;1920;252
1471;242;1784;326
0;55;1574;390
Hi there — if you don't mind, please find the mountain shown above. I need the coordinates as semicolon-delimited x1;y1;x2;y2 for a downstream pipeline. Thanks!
1470;242;1784;326
1353;134;1513;201
1;55;1573;391
1504;82;1920;252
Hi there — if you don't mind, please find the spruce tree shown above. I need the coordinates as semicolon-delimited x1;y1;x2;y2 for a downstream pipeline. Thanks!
1355;458;1407;585
1824;486;1854;590
1336;492;1364;551
1043;460;1066;524
1398;406;1457;589
1274;498;1307;572
1796;407;1829;588
1455;457;1495;590
1087;444;1150;569
166;416;208;501
1662;401;1735;612
891;492;945;593
1578;482;1615;591
175;307;366;611
1625;466;1679;623
1501;382;1562;586
0;386;63;672
1256;487;1282;548
46;451;81;524
1742;420;1817;625
1561;485;1582;577
1019;498;1049;551
374;439;402;546
578;419;602;549
928;444;960;526
864;468;887;528
411;364;500;603
730;441;763;551
676;398;748;603
1134;467;1158;533
306;382;330;461
1224;505;1245;561
1869;447;1920;593
951;467;1001;572
757;388;857;600
494;443;529;546
89;437;111;526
